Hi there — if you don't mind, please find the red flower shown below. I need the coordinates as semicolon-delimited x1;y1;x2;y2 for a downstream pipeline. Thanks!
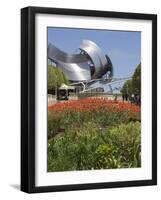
48;98;141;116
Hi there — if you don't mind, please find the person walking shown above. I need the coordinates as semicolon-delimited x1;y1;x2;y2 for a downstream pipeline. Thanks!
131;93;135;104
125;93;128;101
122;93;125;101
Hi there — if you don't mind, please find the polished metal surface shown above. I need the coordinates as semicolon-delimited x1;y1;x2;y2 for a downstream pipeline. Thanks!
79;40;109;79
48;40;113;82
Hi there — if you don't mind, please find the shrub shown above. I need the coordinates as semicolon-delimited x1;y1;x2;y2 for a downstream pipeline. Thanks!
48;121;141;171
108;121;141;167
48;111;62;138
48;122;102;171
94;144;120;169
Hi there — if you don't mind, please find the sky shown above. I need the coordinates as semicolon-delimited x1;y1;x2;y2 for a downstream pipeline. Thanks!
48;27;141;88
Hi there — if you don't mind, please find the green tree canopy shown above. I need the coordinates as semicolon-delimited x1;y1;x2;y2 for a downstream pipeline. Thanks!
121;63;141;96
121;79;133;97
132;63;141;95
48;65;69;92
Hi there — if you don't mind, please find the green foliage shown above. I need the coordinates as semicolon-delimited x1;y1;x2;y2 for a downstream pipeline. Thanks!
108;122;141;167
47;107;140;139
121;79;133;97
48;122;101;171
48;112;63;138
48;122;141;171
48;65;69;91
121;63;141;96
94;144;120;169
132;63;141;95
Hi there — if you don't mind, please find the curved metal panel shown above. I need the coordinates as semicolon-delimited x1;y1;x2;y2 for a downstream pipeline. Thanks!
48;40;113;82
48;43;91;81
79;40;109;78
48;43;89;63
56;61;91;81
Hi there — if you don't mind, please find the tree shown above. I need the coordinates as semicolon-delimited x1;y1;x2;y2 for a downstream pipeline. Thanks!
132;63;141;95
48;65;56;91
121;63;141;97
48;65;69;93
121;79;132;97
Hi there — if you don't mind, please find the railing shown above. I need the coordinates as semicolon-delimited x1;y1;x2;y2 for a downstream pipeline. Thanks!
48;93;122;104
78;92;122;100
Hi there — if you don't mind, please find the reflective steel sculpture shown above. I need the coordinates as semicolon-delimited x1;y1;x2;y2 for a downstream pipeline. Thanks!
48;40;113;82
48;40;131;93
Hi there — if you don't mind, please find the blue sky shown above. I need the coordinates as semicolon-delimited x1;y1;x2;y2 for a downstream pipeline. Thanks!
48;27;141;80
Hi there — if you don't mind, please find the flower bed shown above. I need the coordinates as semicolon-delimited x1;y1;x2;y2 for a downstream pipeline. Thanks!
48;98;140;113
48;98;141;171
